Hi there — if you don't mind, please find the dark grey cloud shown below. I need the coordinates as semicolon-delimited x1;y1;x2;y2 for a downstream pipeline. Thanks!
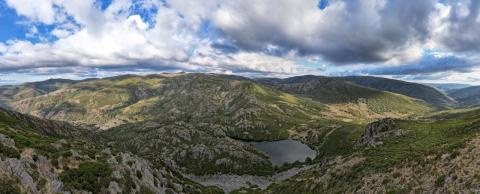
439;0;480;52
212;0;436;64
362;55;477;75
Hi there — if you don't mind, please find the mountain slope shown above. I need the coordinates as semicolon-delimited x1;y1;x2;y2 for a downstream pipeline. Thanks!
3;74;335;177
1;73;430;178
10;73;327;140
448;86;480;107
0;108;222;194
427;83;473;92
340;76;456;108
262;107;480;193
0;79;80;109
258;75;432;121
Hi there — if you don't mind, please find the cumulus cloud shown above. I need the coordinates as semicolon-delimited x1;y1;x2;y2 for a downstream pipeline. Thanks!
433;0;480;52
209;0;435;64
5;0;56;24
1;0;320;77
1;0;480;83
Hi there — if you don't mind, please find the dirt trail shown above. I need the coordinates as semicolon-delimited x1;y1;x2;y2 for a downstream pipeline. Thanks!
317;125;341;149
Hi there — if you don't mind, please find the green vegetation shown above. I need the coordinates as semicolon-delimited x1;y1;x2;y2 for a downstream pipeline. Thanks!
341;76;456;108
3;73;480;193
60;161;112;193
0;179;21;194
0;143;20;158
267;107;480;193
435;175;446;187
139;185;155;194
259;75;432;117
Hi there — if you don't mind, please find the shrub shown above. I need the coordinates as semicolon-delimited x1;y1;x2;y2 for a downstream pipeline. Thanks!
51;159;59;168
32;154;39;161
0;144;20;159
37;178;47;189
61;150;72;158
0;179;21;194
435;175;446;187
140;185;155;194
392;172;401;178
136;170;143;179
60;161;112;193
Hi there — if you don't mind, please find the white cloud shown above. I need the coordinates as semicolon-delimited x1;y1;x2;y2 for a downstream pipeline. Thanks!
1;0;196;68
1;0;480;83
5;0;56;24
51;28;72;38
0;43;6;53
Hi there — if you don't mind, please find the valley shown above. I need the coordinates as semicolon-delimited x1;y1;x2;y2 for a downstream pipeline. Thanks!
0;73;479;193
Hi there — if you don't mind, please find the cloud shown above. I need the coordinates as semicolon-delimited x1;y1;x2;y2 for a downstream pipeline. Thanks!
0;0;321;77
433;0;480;53
1;0;480;84
5;0;56;24
209;0;435;64
362;53;478;75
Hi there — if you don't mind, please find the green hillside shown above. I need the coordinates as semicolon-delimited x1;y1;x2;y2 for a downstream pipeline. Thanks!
1;74;480;193
9;73;328;140
448;86;480;107
258;75;432;121
340;76;456;108
264;107;480;193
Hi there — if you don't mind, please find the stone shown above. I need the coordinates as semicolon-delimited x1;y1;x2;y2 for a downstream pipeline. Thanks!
355;118;403;148
0;134;16;148
108;181;122;194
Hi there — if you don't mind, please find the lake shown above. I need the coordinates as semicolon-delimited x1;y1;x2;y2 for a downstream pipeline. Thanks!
244;139;316;166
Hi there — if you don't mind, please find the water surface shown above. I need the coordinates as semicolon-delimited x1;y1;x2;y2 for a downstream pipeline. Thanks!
244;139;316;166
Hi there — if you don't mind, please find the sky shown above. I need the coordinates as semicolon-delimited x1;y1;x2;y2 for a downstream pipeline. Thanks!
0;0;480;85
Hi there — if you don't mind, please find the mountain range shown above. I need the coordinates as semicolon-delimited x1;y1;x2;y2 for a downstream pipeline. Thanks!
1;73;480;193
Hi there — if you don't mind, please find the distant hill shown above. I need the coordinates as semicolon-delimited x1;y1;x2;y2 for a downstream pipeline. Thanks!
7;73;329;140
448;86;480;107
339;76;456;108
426;83;473;92
0;79;81;108
258;75;431;118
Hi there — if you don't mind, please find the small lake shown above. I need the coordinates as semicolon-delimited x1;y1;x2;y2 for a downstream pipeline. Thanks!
243;139;316;166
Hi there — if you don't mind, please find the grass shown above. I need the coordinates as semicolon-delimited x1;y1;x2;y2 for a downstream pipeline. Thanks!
365;92;431;114
362;116;480;171
267;107;480;193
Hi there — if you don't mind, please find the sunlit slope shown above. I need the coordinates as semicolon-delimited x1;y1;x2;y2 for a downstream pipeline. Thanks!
10;74;326;140
259;75;432;121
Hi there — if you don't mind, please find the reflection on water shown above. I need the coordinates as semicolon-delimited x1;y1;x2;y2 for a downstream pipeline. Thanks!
244;139;316;166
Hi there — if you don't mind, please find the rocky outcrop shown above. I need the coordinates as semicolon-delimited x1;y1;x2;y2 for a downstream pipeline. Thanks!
355;118;404;147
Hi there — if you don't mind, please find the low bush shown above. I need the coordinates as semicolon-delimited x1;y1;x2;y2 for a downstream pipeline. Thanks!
0;144;20;159
60;161;112;193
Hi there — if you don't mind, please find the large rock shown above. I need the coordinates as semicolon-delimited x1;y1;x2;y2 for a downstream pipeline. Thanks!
0;134;16;148
355;118;404;148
